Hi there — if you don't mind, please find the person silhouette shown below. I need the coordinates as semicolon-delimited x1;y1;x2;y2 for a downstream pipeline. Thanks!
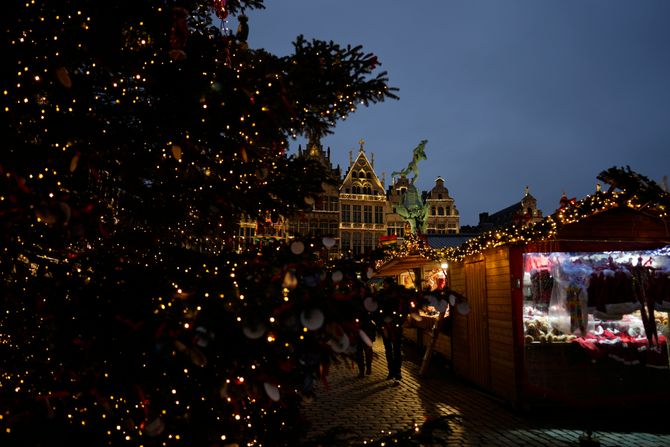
376;277;409;381
354;292;376;377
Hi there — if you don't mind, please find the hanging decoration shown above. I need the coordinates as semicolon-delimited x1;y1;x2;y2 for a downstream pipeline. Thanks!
169;6;189;60
236;14;249;47
54;66;72;88
213;0;228;20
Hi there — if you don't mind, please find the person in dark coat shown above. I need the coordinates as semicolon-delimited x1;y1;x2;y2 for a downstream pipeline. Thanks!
376;278;411;381
355;299;376;377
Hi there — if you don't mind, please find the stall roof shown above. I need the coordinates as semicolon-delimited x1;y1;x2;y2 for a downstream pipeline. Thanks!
425;234;477;249
373;255;440;278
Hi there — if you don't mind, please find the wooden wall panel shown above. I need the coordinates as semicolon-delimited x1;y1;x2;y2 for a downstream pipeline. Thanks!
449;265;470;377
450;249;517;400
484;248;516;401
465;260;490;390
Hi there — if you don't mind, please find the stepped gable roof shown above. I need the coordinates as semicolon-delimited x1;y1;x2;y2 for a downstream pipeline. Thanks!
298;139;341;179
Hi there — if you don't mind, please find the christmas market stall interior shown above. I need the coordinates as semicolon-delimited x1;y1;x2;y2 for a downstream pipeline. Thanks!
523;246;669;406
436;167;670;409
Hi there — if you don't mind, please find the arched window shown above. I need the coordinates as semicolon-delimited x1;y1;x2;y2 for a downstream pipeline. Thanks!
438;207;444;216
366;172;372;179
352;171;358;178
431;206;436;215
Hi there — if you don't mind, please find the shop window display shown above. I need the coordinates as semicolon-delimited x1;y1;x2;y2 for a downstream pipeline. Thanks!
523;247;670;369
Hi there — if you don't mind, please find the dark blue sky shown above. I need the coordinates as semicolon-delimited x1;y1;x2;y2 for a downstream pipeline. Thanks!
237;0;670;226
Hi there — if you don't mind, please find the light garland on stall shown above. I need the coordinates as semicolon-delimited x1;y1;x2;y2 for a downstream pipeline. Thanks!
378;173;670;270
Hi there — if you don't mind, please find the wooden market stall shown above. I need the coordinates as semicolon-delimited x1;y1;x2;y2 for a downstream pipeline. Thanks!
372;253;454;361
445;199;670;409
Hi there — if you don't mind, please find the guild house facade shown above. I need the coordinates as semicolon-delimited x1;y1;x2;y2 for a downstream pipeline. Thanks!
235;139;464;257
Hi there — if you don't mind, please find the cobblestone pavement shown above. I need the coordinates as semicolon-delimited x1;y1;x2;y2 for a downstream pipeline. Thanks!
300;339;670;446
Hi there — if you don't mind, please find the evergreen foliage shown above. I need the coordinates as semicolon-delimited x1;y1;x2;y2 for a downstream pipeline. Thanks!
0;1;399;445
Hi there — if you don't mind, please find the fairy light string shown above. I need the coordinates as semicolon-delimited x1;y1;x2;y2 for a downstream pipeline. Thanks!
377;167;670;268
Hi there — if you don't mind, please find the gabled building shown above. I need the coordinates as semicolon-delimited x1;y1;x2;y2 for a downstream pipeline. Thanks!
424;176;460;234
478;186;543;231
287;139;341;243
235;139;462;258
338;140;387;255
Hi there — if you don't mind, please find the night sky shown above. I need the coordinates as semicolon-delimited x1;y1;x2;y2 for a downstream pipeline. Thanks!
236;0;670;226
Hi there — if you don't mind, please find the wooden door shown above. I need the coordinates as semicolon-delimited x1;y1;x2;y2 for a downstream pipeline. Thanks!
465;260;490;390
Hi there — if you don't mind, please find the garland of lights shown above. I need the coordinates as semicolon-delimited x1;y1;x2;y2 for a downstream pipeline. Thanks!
378;168;670;268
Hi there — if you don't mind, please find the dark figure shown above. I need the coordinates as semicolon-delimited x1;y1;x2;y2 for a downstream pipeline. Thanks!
236;15;249;43
381;318;403;380
376;278;410;381
355;308;376;377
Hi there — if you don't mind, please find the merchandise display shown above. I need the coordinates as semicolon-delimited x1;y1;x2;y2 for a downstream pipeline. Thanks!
522;247;670;369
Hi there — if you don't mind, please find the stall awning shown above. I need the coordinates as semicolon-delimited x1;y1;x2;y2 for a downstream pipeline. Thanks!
373;255;440;278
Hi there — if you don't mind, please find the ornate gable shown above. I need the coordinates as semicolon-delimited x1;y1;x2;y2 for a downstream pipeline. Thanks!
340;141;385;195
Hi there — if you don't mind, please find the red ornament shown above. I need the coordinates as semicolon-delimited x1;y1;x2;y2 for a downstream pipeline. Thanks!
213;0;228;20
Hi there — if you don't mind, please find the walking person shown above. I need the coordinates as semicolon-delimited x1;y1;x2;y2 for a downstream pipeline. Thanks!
376;277;411;381
355;298;376;377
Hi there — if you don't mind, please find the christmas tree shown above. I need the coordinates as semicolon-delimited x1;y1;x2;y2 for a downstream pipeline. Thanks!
0;1;399;445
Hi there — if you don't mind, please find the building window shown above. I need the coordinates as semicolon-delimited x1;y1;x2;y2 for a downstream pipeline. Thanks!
363;205;372;223
353;205;361;223
364;232;373;251
431;206;436;216
438;194;443;199
445;207;450;216
352;232;362;255
374;206;383;224
329;196;339;212
341;204;351;222
438;207;444;216
341;232;350;252
289;221;298;235
387;225;404;238
352;171;358;178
